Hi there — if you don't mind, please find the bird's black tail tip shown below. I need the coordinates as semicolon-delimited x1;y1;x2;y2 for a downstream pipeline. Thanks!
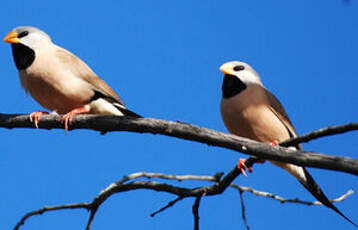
112;102;142;118
120;108;142;118
300;168;357;227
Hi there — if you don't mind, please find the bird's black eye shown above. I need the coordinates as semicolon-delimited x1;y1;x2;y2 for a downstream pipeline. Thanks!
18;31;29;38
233;65;245;71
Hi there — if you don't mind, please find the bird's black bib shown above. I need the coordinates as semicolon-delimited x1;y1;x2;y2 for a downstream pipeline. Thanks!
222;74;247;98
11;43;35;70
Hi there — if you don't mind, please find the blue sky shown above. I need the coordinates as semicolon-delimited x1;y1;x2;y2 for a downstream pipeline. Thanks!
0;0;357;229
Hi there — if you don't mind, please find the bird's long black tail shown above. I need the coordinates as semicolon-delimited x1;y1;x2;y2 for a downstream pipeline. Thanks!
299;168;357;226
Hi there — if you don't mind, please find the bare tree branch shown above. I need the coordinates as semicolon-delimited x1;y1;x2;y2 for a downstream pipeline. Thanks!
13;160;252;230
116;172;355;205
14;169;354;230
86;161;254;229
0;113;357;175
106;171;356;206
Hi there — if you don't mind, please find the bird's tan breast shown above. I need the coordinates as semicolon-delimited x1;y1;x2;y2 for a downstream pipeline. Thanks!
220;85;291;143
19;49;94;113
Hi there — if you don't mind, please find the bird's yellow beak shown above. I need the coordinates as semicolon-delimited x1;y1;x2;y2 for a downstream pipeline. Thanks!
3;30;20;44
219;63;235;76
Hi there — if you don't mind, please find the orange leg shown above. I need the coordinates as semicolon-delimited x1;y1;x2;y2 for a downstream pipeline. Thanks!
61;106;90;132
29;111;49;128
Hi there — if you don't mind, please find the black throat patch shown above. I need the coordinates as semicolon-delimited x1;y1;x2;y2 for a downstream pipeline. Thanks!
222;74;247;98
11;43;35;70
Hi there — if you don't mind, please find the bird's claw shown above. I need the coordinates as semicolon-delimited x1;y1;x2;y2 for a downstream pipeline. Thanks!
61;113;74;132
270;140;280;146
29;111;49;128
237;158;252;177
61;106;90;132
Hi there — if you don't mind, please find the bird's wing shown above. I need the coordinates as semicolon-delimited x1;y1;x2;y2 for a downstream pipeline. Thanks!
55;46;126;106
263;88;302;149
263;88;356;225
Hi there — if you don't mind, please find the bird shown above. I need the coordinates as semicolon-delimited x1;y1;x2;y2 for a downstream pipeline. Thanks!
3;26;140;130
219;60;356;225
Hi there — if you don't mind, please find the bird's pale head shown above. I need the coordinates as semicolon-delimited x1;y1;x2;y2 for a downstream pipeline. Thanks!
219;61;263;98
3;26;52;70
3;26;52;51
219;61;262;86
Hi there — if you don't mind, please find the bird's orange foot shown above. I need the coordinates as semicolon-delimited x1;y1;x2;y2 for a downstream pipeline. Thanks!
61;106;90;132
237;158;253;177
270;140;280;146
29;111;49;128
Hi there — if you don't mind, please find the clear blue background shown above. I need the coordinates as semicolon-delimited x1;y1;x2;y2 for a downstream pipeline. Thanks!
0;1;357;229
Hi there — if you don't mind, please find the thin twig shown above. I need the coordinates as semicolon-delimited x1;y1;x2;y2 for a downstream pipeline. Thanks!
192;197;201;230
281;123;358;147
239;191;250;230
85;204;98;230
232;185;354;205
14;203;91;230
151;196;185;217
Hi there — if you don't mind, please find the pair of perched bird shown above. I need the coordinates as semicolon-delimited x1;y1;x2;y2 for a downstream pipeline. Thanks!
3;26;356;225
